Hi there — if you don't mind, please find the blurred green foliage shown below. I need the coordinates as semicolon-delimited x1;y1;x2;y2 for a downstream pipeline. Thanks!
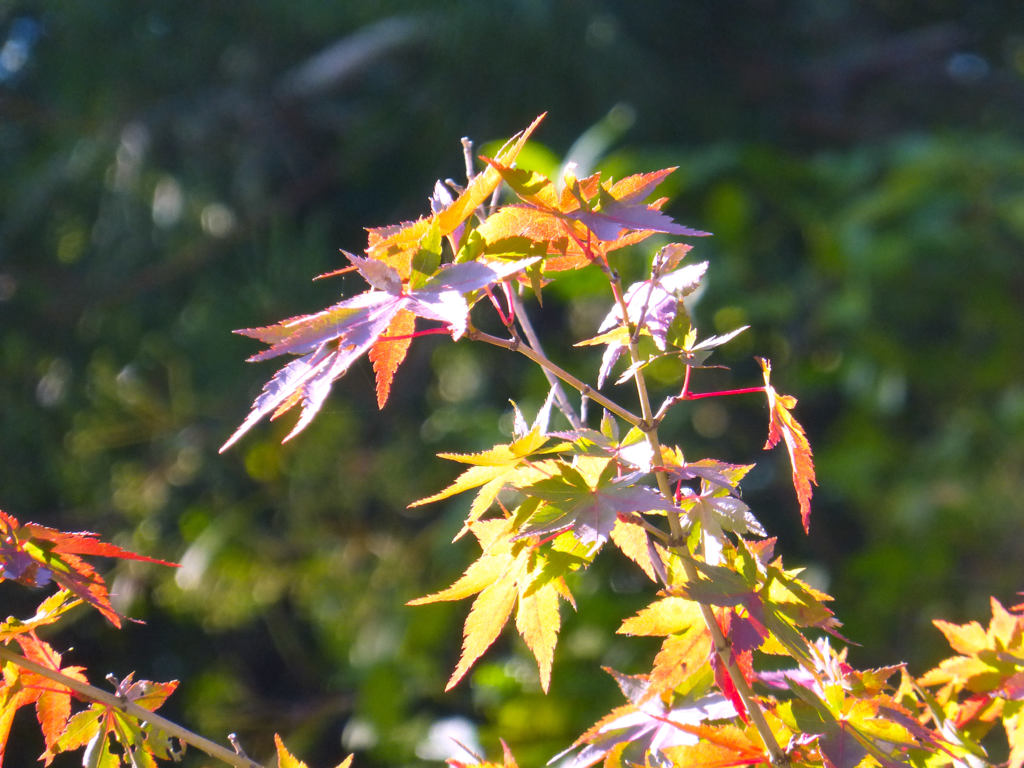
2;1;1022;766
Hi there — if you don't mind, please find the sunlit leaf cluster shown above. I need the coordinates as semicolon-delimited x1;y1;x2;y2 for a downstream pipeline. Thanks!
2;116;1020;768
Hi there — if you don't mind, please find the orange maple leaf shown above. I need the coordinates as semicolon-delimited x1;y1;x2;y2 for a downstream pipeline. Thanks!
0;634;88;766
662;723;766;768
758;358;816;533
368;307;415;409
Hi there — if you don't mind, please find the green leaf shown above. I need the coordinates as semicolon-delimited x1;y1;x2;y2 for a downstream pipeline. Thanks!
409;219;443;290
517;458;678;546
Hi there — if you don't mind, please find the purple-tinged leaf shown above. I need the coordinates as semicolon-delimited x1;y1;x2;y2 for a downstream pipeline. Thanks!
556;668;736;768
421;257;539;294
430;180;466;250
597;343;626;389
587;262;709;387
225;256;540;448
517;469;678;547
406;290;470;338
569;197;710;242
222;296;405;449
675;460;762;564
241;292;402;362
690;325;749;353
663;459;753;494
220;343;335;452
657;262;709;297
0;548;52;586
599;262;708;350
345;252;403;293
405;257;539;339
278;341;377;443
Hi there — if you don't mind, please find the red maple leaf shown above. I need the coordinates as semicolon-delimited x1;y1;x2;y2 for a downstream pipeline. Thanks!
0;511;177;628
758;358;816;532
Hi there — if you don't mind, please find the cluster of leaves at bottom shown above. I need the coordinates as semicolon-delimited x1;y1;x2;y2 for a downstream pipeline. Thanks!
407;414;1024;768
0;510;353;768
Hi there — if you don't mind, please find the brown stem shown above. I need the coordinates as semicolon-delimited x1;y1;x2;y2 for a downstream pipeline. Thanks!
507;289;584;430
0;644;263;768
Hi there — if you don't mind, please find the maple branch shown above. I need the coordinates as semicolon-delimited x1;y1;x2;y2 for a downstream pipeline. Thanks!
0;644;264;768
465;327;642;429
606;268;790;767
508;289;584;430
621;511;672;546
461;136;475;183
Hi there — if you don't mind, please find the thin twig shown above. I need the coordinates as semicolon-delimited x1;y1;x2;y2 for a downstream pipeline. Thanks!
460;137;476;182
0;644;263;768
466;328;643;430
508;289;584;430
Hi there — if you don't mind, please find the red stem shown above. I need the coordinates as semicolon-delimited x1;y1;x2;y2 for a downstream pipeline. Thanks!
501;281;516;326
484;285;512;326
682;385;765;400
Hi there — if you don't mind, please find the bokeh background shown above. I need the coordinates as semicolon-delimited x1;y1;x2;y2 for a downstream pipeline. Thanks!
2;2;1023;766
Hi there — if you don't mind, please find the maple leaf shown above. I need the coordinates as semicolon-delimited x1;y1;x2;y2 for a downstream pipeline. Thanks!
0;511;177;628
660;723;767;768
620;596;707;638
668;546;843;675
0;634;88;767
556;668;736;768
46;674;179;768
583;262;709;387
0;592;80;644
759;639;951;767
918;595;1024;765
566;178;710;242
618;598;713;698
515;458;679;547
276;734;354;768
759;358;816;533
476;202;657;275
408;426;559;537
785;674;936;768
649;626;715;701
477;161;700;276
369;307;415;409
407;519;577;692
20;636;88;755
609;517;668;584
664;459;761;565
548;423;656;474
222;254;538;449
